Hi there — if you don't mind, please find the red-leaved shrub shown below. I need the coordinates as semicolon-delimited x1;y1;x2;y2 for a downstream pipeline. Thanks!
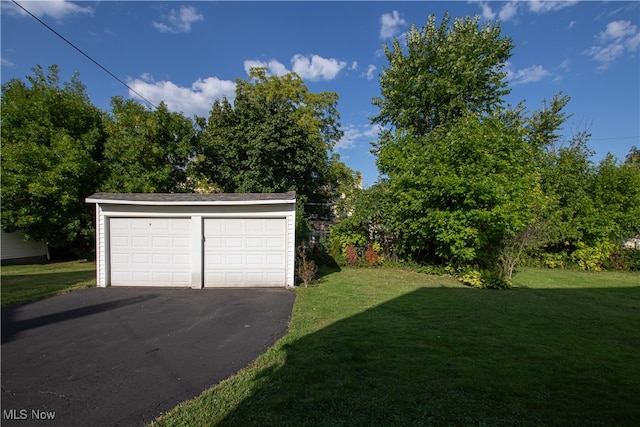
345;244;359;266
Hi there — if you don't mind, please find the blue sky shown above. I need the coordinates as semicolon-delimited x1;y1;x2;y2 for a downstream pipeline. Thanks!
2;1;639;187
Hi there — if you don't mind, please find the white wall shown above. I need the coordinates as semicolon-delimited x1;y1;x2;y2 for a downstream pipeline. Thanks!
1;230;48;263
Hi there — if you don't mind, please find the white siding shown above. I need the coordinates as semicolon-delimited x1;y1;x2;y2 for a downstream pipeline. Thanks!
1;230;47;262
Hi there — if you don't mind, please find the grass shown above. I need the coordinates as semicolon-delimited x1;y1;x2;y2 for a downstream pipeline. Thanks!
152;267;640;426
1;260;96;307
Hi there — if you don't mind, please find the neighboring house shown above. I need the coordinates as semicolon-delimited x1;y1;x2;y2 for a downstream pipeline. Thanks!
623;234;640;250
86;192;296;288
1;230;48;265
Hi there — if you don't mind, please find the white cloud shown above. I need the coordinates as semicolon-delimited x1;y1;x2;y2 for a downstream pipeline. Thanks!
3;0;93;20
152;6;203;34
362;64;377;81
558;58;571;72
291;54;346;81
584;20;640;70
528;1;578;14
568;20;576;30
128;75;236;117
476;2;496;20
380;11;406;39
337;124;380;150
626;33;640;51
244;59;289;76
1;58;15;68
244;55;347;82
470;1;519;22
598;20;637;43
350;61;358;71
507;63;552;85
498;2;519;22
471;0;578;22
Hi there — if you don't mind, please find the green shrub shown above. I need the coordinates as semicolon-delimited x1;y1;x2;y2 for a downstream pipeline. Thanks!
604;247;640;271
542;252;568;269
459;270;484;288
459;269;512;289
571;241;614;272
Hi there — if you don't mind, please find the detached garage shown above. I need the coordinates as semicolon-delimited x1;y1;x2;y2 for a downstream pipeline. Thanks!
85;192;296;288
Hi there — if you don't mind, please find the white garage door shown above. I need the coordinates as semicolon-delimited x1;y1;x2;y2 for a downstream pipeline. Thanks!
204;218;286;287
109;218;191;286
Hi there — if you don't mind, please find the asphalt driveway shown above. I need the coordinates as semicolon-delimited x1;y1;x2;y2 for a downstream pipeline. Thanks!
1;287;296;426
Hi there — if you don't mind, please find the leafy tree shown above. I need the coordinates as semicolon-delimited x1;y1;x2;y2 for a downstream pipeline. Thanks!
326;153;362;220
194;68;344;209
386;113;545;267
372;13;513;140
102;97;199;193
328;182;397;262
1;65;106;255
624;146;640;164
590;154;640;243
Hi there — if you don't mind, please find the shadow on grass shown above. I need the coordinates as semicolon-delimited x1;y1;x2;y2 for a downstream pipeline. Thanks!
217;286;640;426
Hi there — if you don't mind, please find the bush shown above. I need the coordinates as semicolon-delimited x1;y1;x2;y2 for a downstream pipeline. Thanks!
604;248;640;271
345;244;359;266
365;245;382;267
297;243;318;287
459;269;512;289
571;241;614;272
542;251;568;269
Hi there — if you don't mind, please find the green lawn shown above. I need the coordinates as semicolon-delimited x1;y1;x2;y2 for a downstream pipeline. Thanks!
152;267;640;426
0;260;96;307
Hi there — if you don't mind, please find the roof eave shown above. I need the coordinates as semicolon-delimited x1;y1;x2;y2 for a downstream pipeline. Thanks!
85;198;296;206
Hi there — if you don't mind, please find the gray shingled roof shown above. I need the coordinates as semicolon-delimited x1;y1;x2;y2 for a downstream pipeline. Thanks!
86;191;296;204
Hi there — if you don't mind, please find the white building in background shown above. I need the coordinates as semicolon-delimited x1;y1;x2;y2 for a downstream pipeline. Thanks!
1;230;48;265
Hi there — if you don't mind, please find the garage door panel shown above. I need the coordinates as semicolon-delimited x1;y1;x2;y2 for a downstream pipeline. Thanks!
204;218;286;287
109;218;191;287
266;237;285;248
132;253;150;263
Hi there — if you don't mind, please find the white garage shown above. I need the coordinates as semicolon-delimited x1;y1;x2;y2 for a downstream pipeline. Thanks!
86;192;296;288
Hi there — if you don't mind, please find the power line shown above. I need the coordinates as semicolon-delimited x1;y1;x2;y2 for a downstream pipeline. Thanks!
589;136;639;141
11;0;157;110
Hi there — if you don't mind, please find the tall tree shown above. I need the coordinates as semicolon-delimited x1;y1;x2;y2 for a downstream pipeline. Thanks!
194;68;344;207
102;97;199;193
1;65;106;255
372;13;513;140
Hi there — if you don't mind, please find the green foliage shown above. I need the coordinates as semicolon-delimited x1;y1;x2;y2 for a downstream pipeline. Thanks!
605;248;640;271
380;112;544;268
570;240;615;272
372;13;512;138
102;98;199;193
327;182;399;264
459;268;512;289
1;65;106;255
363;12;639;275
194;68;345;213
540;251;569;269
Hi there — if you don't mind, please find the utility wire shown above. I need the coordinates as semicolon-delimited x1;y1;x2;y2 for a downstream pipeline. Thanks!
12;0;157;110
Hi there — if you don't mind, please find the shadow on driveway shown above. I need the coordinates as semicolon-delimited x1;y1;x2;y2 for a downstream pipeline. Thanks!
1;287;295;426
